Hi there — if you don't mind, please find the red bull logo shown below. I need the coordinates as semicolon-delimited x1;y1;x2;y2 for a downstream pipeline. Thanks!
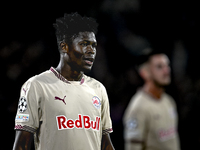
56;114;101;131
92;96;101;109
158;127;176;141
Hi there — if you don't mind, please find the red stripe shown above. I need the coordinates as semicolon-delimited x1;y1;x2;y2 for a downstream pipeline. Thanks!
102;128;113;135
50;67;85;85
50;67;71;84
14;124;36;133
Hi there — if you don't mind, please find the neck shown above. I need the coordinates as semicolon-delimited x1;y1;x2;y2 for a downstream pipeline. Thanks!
143;82;164;100
56;57;83;81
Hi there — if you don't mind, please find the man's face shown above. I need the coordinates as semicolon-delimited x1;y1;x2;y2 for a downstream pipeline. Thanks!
68;32;97;72
149;54;171;87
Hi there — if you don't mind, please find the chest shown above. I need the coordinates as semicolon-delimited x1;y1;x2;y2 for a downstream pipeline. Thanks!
40;82;102;119
150;102;176;123
148;100;178;141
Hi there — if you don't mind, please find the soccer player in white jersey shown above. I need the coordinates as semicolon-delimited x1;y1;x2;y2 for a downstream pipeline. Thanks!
123;52;180;150
13;13;114;150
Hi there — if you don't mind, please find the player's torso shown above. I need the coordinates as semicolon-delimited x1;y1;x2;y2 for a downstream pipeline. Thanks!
36;71;103;150
41;79;102;128
144;94;179;150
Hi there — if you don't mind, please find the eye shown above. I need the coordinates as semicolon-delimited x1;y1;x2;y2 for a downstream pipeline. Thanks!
157;64;163;69
92;43;97;48
80;42;87;46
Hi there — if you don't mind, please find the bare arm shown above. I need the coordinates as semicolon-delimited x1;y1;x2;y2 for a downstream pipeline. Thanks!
101;134;115;150
13;131;33;150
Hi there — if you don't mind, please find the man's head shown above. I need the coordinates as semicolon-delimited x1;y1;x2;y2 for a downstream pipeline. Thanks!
53;13;98;72
138;53;171;87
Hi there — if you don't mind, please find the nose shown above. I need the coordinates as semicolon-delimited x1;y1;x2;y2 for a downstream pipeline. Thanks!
163;65;170;74
86;45;96;54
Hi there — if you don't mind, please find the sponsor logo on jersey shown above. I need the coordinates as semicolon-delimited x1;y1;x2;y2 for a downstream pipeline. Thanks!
15;114;29;122
158;127;176;141
92;96;101;109
55;96;66;105
56;114;101;131
23;88;28;95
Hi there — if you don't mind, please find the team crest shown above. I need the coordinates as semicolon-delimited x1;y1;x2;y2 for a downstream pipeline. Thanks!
18;96;28;113
92;96;101;109
126;119;138;131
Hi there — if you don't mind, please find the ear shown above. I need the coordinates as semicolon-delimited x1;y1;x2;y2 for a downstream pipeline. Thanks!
139;67;150;81
60;42;69;53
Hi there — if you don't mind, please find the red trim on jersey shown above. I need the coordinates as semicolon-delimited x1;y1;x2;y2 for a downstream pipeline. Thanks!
50;67;85;85
103;128;113;135
50;67;71;84
14;124;36;133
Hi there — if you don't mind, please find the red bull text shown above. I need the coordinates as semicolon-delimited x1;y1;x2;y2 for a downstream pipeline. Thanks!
56;114;101;131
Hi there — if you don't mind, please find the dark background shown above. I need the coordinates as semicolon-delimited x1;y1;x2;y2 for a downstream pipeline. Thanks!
1;1;200;149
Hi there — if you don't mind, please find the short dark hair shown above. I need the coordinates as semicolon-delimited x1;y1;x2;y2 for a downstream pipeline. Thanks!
53;12;98;47
135;50;166;71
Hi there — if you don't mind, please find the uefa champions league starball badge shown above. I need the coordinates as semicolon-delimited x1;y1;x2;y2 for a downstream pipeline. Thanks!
18;96;28;113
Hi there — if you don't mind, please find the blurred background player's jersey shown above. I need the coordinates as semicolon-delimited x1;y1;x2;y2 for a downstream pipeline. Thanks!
123;90;180;150
14;67;113;150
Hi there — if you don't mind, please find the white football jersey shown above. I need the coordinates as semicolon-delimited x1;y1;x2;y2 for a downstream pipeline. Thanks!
15;67;113;150
123;90;180;150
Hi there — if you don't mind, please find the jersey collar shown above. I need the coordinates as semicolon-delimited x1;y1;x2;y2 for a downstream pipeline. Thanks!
50;67;85;85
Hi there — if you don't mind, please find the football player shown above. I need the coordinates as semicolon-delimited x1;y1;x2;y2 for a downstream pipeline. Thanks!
13;13;114;150
123;52;180;150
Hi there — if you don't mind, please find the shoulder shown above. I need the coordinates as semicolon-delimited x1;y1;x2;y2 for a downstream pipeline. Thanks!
163;92;174;101
23;70;52;88
84;75;108;102
29;70;52;82
123;90;150;123
129;90;150;109
84;75;106;90
163;92;176;107
124;91;149;118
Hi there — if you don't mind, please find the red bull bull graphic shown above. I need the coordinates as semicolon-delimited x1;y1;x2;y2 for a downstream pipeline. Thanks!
92;96;101;109
56;114;101;131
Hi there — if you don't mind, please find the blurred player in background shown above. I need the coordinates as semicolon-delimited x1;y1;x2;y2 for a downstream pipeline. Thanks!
13;13;114;150
123;52;180;150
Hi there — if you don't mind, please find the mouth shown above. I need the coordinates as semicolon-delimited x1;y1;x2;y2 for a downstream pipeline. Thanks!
83;57;95;66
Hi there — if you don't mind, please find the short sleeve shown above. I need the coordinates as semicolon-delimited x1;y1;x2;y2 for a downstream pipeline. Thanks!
123;98;149;142
101;85;113;135
14;79;42;133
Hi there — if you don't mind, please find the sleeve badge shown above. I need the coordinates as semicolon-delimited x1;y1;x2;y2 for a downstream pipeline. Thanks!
18;96;28;113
